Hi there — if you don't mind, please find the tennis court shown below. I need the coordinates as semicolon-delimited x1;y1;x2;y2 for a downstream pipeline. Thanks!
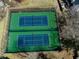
6;8;60;52
9;10;57;31
6;31;60;52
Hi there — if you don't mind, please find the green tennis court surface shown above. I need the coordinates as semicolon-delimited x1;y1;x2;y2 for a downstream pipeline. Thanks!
6;8;60;53
9;11;57;31
6;31;60;52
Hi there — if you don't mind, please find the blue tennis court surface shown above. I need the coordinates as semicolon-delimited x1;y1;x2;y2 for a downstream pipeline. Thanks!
19;16;48;26
18;34;49;47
